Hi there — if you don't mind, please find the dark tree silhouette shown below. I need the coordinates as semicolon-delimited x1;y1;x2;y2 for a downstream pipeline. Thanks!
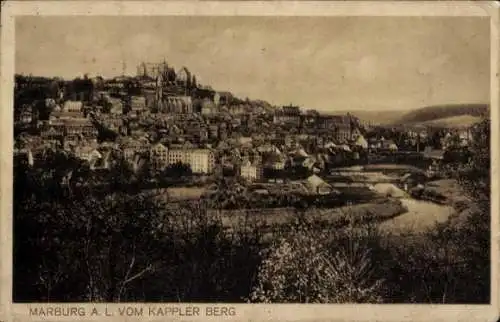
162;162;193;179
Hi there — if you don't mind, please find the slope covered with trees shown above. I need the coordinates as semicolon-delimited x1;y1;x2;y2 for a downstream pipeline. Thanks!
393;103;489;125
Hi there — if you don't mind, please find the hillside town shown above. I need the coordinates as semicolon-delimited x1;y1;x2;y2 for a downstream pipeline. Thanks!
11;10;493;306
14;60;480;204
12;47;494;309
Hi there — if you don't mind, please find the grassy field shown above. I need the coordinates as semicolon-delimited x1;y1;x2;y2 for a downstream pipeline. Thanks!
168;187;206;200
149;187;207;201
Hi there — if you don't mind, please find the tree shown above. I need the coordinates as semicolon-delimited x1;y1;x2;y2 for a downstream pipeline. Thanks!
15;191;169;301
124;79;142;96
248;219;384;303
105;157;138;192
14;148;267;303
162;162;192;179
451;118;490;302
426;130;438;149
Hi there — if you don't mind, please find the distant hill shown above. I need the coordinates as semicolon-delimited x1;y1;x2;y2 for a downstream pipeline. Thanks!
393;104;489;125
329;110;408;125
419;115;483;129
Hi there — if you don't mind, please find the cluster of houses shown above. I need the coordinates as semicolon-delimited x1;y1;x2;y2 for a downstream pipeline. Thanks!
14;60;480;191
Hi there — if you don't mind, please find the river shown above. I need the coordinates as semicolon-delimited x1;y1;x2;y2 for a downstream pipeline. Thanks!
331;165;456;233
379;198;455;233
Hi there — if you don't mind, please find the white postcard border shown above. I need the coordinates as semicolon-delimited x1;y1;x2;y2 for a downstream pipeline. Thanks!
1;1;499;322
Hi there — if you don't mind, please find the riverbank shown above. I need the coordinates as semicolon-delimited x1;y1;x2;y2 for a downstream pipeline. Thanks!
327;166;465;234
144;165;467;236
410;179;471;206
207;198;407;233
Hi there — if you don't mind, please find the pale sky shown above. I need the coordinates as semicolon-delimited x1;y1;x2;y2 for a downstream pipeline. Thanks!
16;16;490;112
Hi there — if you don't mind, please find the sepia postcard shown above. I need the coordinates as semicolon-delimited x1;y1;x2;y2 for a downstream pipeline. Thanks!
1;1;499;322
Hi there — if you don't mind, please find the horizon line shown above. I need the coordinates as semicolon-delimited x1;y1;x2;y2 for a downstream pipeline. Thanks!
14;73;490;113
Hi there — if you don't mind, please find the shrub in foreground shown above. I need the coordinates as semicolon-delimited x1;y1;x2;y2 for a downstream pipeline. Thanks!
248;221;385;303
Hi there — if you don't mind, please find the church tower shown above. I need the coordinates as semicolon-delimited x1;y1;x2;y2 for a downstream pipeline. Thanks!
155;72;163;107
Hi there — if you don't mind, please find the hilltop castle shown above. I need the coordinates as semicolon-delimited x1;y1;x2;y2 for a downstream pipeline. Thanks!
136;61;193;86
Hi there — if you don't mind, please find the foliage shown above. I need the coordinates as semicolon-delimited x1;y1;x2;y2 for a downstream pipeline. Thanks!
381;118;490;303
444;118;490;302
14;155;265;302
161;161;193;178
14;190;167;301
442;147;471;164
248;220;385;303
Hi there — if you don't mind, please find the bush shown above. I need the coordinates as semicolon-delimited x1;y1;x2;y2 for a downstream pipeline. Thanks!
248;221;385;303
